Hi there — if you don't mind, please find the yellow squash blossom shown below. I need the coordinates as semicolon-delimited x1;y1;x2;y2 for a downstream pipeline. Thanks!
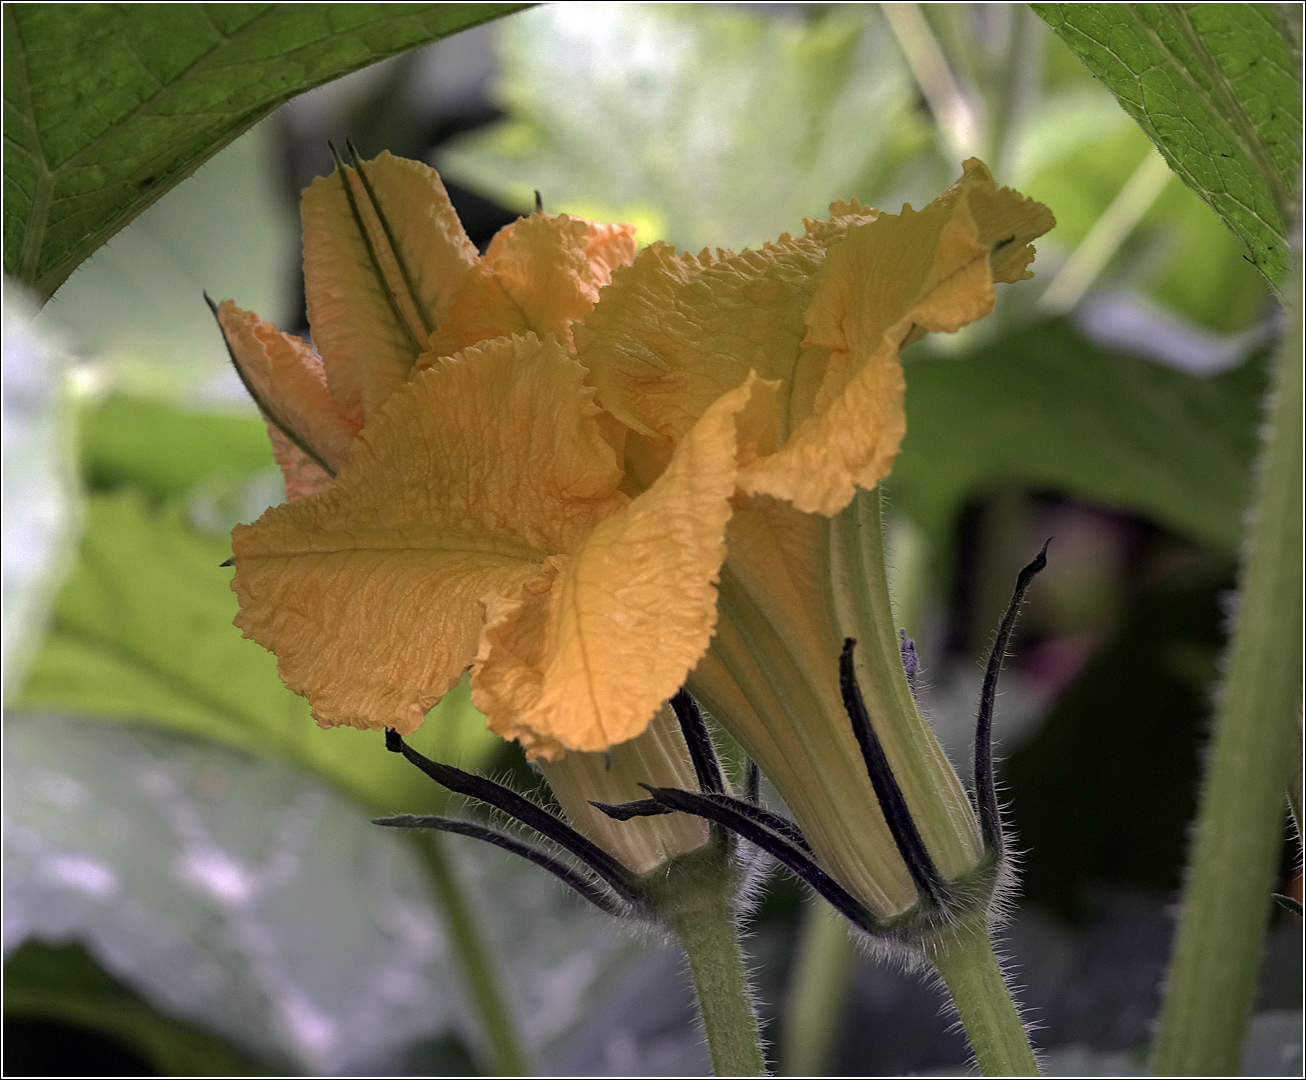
221;152;1052;910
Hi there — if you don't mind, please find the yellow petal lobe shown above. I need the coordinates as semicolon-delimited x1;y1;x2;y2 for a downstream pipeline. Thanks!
577;238;835;446
302;152;478;424
232;334;627;734
427;214;637;358
472;374;780;759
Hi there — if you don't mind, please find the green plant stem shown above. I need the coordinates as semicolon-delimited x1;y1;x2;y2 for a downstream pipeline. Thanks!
671;896;768;1077
927;919;1039;1076
780;899;854;1076
416;833;530;1076
1150;286;1303;1075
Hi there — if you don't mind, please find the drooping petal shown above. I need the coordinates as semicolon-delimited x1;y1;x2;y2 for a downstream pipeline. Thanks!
471;373;780;759
215;300;359;480
302;152;479;425
426;214;638;358
738;160;1055;515
231;334;628;734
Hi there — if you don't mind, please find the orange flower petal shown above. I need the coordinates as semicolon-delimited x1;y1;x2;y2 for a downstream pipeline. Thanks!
739;160;1055;514
302;152;479;424
232;334;627;734
472;373;779;759
215;300;359;481
427;214;637;358
266;426;336;502
576;235;846;448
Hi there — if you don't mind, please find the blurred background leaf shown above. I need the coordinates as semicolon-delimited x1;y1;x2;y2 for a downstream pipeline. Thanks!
892;318;1268;559
4;940;266;1077
439;3;930;251
1031;3;1302;289
3;2;531;298
5;714;677;1075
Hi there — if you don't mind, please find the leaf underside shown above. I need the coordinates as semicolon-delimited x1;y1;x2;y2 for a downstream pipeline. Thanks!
1032;3;1302;288
3;2;531;298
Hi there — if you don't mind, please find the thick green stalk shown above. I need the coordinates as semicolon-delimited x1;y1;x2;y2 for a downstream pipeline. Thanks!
780;899;854;1076
1150;293;1302;1074
416;833;530;1076
670;895;768;1077
928;918;1039;1076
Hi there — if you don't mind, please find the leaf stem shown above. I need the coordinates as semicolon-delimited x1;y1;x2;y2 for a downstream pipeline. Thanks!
927;918;1039;1076
1150;279;1302;1074
414;833;530;1076
670;894;768;1077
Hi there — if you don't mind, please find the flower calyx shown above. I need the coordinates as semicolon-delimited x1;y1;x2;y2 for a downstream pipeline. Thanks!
596;544;1051;958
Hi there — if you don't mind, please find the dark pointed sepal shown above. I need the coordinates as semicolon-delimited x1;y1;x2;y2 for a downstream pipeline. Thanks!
974;540;1050;856
1272;892;1304;917
840;639;949;908
743;760;761;805
376;814;629;916
635;783;885;934
669;690;726;794
588;798;673;821
384;728;638;904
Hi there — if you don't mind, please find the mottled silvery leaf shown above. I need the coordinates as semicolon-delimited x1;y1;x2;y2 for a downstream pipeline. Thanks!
4;714;696;1073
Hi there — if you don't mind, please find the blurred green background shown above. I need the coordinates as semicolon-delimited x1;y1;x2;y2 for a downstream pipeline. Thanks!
3;4;1300;1076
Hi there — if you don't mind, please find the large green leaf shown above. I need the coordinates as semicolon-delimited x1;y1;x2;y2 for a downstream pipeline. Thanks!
3;2;531;298
892;318;1267;555
17;493;502;815
1031;4;1301;288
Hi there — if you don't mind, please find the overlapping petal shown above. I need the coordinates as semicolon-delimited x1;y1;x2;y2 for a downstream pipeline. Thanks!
231;334;627;734
472;374;780;759
426;214;638;358
302;152;479;425
215;300;358;498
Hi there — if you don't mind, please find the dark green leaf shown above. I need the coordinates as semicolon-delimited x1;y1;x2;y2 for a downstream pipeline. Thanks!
892;319;1267;555
4;2;532;298
4;940;268;1076
1031;3;1302;288
17;493;502;814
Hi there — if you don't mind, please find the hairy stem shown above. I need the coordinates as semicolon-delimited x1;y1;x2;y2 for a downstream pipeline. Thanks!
928;919;1039;1076
671;896;768;1077
416;833;530;1076
1150;280;1302;1074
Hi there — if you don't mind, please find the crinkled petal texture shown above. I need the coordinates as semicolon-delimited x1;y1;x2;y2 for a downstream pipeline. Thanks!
426;214;637;358
215;301;358;500
302;151;479;426
473;374;779;760
581;159;1053;515
231;334;627;734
